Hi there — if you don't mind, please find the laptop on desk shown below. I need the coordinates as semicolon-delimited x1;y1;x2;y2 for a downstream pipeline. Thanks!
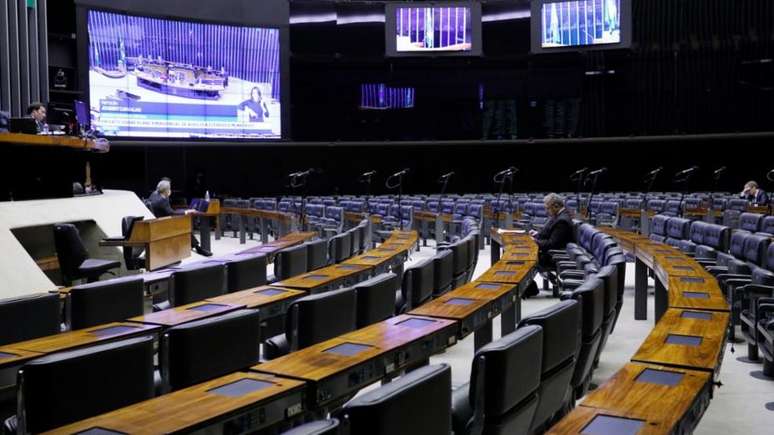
9;118;38;134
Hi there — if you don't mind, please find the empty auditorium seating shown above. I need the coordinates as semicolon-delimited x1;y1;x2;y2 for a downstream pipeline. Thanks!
121;216;145;270
432;249;454;296
160;309;260;391
68;276;144;330
339;364;451;435
665;217;691;248
519;300;581;432
0;293;60;345
649;215;670;243
739;212;764;232
164;263;228;309
562;277;605;399
273;244;309;281
304;239;329;271
451;325;543;435
263;287;357;359
54;223;121;285
353;272;398;328
5;335;155;433
396;257;434;313
328;231;352;263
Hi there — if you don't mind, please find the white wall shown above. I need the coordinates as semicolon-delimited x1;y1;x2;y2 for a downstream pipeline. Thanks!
0;190;154;298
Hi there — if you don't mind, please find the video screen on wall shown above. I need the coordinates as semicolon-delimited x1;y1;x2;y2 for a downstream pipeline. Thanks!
360;84;415;110
386;2;482;56
87;10;281;139
531;0;630;53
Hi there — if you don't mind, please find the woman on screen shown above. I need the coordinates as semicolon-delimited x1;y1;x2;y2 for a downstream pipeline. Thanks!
238;86;270;122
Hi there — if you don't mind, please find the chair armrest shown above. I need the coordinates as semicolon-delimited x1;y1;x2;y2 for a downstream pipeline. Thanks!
559;291;574;300
559;270;586;280
263;334;289;360
548;249;567;256
451;382;473;435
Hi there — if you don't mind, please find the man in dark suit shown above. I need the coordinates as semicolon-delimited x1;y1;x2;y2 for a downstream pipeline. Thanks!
26;102;47;133
149;179;212;257
523;193;574;298
740;181;769;206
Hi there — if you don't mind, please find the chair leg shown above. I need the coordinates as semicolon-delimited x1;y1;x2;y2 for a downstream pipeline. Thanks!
748;343;759;362
763;358;774;378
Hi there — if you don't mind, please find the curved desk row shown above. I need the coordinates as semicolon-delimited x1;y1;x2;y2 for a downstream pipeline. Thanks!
549;227;729;435
45;229;539;434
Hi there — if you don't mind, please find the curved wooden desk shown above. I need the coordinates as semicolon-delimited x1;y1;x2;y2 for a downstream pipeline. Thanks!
550;227;729;434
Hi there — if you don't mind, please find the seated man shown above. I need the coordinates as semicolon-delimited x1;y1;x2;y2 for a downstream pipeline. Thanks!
740;180;769;206
523;193;574;298
149;179;212;257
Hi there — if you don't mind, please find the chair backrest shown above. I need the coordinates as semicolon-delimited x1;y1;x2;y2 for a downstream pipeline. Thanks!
743;234;772;266
121;216;145;269
739;212;763;232
0;293;60;345
571;277;605;340
170;263;228;307
328;232;352;263
470;325;542;419
162;309;260;391
449;239;469;277
595;265;619;320
53;223;89;280
650;215;670;236
275;244;309;280
702;223;729;251
666;217;691;240
519;300;580;376
354;272;398;328
224;253;268;292
19;335;155;434
689;221;706;245
730;231;750;259
348;228;361;255
432;249;454;295
304;239;329;271
760;216;774;235
69;276;145;330
404;258;435;307
341;363;451;435
287;287;357;351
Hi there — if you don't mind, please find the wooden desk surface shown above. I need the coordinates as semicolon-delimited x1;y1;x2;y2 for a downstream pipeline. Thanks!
547;402;674;435
43;372;305;435
453;281;518;302
343;251;395;267
206;286;305;309
0;132;107;152
0;347;44;369
128;301;244;327
579;362;711;432
476;260;534;284
3;322;160;355
632;308;729;371
666;276;729;312
501;248;539;261
253;315;456;382
274;264;371;290
408;291;493;321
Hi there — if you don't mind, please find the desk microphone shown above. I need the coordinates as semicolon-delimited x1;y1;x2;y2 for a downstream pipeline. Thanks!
438;171;455;182
767;169;774;182
588;167;607;176
674;166;699;179
391;168;410;178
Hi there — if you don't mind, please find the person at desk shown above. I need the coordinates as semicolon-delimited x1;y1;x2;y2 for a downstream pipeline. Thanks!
238;87;269;122
740;181;769;206
523;193;574;298
26;102;48;133
149;179;212;257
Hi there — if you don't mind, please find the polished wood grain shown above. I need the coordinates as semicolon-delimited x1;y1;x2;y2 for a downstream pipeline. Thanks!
7;322;160;354
253;315;456;382
274;263;370;290
476;261;534;284
101;215;193;271
206;286;305;309
128;302;243;327
666;276;728;312
547;404;665;435
409;291;493;320
343;251;395;267
0;132;107;152
35;255;60;272
0;347;44;369
632;308;729;371
43;372;305;435
580;362;711;431
414;210;454;223
191;198;221;217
